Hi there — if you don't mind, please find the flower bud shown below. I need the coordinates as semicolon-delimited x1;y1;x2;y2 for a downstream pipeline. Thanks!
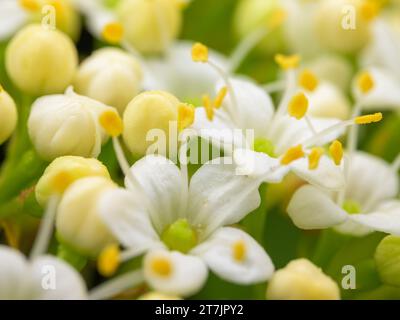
314;0;371;54
0;87;17;144
56;176;117;257
123;91;180;157
6;24;78;95
35;156;110;206
74;48;143;114
375;235;400;287
266;259;340;300
116;0;182;53
28;87;116;161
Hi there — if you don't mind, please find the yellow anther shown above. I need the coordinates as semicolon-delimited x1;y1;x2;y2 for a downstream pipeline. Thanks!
52;171;73;194
355;112;383;125
268;8;287;29
178;103;195;132
275;54;301;70
19;0;41;11
102;22;124;44
299;70;319;92
329;140;343;166
308;147;325;170
232;240;247;262
202;94;214;121
192;43;209;63
280;145;305;165
98;244;121;277
288;92;309;120
99;110;123;137
151;257;173;277
214;86;228;108
357;71;374;94
361;1;380;21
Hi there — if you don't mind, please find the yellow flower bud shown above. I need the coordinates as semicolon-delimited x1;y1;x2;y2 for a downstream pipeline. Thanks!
35;156;110;206
116;0;182;53
266;259;340;300
375;235;400;287
6;24;78;96
74;48;143;114
122;91;180;157
0;88;17;144
314;0;371;54
56;176;117;257
28;88;114;161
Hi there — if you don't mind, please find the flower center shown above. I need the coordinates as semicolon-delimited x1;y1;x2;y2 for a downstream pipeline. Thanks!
342;200;362;215
161;218;197;253
253;137;276;157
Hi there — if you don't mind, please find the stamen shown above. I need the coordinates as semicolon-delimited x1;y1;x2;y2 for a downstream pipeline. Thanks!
98;244;121;277
288;92;308;120
268;8;287;29
361;1;380;21
214;86;228;108
191;43;208;63
329;140;343;166
102;22;124;45
280;145;305;165
354;112;383;125
357;71;374;94
232;240;247;262
178;103;195;132
202;94;214;121
29;196;60;259
19;0;40;11
275;54;301;70
89;270;144;300
99;110;123;137
299;70;319;92
308;147;324;170
263;80;285;93
151;257;173;277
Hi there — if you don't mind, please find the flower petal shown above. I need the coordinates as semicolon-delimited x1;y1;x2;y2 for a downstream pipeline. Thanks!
98;188;162;252
192;227;274;284
31;255;87;300
143;249;208;297
287;185;347;229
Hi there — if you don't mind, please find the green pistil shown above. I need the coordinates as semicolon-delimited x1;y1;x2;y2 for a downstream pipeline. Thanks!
161;219;197;253
343;200;362;215
253;137;276;157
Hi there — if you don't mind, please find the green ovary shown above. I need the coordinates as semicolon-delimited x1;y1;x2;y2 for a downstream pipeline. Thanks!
343;200;362;215
253;137;276;157
161;218;198;253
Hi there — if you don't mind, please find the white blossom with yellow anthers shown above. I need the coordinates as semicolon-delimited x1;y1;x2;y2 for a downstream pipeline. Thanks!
28;87;118;161
6;24;78;96
0;245;87;300
266;258;340;300
288;151;400;237
74;47;143;114
0;86;18;145
96;155;274;297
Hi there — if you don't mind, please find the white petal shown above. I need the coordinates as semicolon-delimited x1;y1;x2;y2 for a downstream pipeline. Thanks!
290;155;345;190
192;227;274;285
217;77;274;137
333;219;372;237
287;185;347;229
0;0;27;40
31;255;87;300
0;246;35;299
188;157;262;238
349;200;400;235
345;152;398;211
143;250;208;297
125;155;186;233
98;188;162;252
353;67;400;110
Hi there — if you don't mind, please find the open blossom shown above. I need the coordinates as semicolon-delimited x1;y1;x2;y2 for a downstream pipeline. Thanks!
98;155;274;296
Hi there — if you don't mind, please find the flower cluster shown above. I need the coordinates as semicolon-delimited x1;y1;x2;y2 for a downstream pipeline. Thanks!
0;0;399;301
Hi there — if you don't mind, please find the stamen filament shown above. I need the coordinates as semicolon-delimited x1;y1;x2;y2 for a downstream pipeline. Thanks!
305;115;317;135
263;80;285;93
88;270;144;300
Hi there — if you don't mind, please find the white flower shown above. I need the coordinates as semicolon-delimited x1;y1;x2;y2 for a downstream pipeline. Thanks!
28;87;116;161
0;245;87;300
99;155;274;297
288;151;400;237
